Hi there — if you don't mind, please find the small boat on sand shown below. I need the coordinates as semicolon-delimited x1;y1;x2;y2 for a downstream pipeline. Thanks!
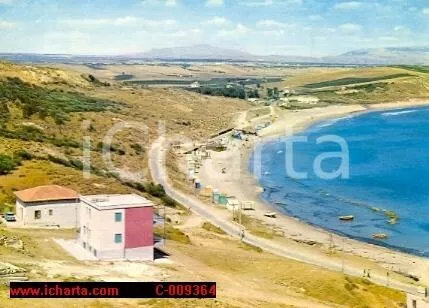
372;233;389;240
339;215;354;221
264;212;277;218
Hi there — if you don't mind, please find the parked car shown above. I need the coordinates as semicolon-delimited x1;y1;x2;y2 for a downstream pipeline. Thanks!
4;212;16;222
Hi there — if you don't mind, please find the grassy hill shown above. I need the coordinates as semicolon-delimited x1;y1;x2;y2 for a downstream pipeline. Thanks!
0;62;250;210
263;66;429;107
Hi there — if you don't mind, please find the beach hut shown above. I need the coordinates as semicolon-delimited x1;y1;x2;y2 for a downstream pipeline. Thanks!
200;185;213;197
194;178;201;189
212;189;220;203
241;201;255;210
226;197;240;211
218;194;228;205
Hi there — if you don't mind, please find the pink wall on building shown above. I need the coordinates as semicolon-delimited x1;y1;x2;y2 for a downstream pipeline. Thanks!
125;207;153;248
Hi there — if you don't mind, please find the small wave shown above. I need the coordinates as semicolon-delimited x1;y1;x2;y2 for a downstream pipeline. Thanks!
314;115;353;129
381;109;418;117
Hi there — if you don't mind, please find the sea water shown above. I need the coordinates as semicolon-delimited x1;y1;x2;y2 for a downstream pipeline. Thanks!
250;107;429;256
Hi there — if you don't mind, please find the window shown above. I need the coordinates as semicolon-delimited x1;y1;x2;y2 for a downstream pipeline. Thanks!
114;233;122;244
48;209;53;216
34;210;41;220
115;212;122;222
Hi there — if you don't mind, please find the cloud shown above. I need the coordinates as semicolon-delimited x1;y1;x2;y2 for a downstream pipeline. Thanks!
217;23;249;37
140;0;178;6
259;29;286;36
379;36;398;41
333;1;362;10
338;23;361;33
205;0;224;7
63;16;138;26
393;25;408;32
0;0;14;4
0;20;16;29
239;0;273;6
202;17;229;26
256;19;292;29
165;0;177;6
239;0;301;6
62;17;176;28
44;31;90;41
169;29;202;38
142;19;177;27
423;8;429;15
309;15;323;21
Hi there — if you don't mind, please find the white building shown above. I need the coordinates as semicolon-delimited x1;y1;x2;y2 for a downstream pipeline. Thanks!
79;194;154;261
14;185;79;228
407;292;429;308
189;81;201;88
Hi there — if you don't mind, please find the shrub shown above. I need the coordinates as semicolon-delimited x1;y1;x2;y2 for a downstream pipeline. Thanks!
14;150;33;161
146;183;166;198
0;154;16;175
130;143;145;155
161;195;176;207
0;77;122;125
202;222;226;235
47;155;71;167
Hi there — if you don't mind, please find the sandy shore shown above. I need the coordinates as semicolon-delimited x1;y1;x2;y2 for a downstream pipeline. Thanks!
198;100;429;285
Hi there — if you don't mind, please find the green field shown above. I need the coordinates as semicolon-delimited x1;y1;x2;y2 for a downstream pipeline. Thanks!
392;65;429;74
302;73;411;89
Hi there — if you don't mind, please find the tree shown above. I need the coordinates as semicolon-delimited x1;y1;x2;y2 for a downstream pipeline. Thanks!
0;154;16;175
273;87;280;99
267;88;273;98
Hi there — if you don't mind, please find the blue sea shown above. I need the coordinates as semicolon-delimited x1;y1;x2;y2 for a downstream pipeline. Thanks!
250;107;429;256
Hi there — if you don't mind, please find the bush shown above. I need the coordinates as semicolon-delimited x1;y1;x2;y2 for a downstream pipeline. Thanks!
146;182;166;198
202;222;226;235
130;143;145;155
69;159;84;170
96;142;126;155
47;155;71;167
161;195;176;207
0;77;122;125
0;154;16;175
13;150;33;161
123;181;146;192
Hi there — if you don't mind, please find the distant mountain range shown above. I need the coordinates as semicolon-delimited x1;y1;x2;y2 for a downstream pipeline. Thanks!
1;45;429;65
131;44;253;60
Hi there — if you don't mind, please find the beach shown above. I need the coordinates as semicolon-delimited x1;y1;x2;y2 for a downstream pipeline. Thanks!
197;100;429;285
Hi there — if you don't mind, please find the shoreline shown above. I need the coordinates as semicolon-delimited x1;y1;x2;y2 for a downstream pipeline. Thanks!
198;99;429;284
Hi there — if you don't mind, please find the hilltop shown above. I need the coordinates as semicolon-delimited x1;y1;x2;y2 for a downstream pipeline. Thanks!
2;45;429;64
0;62;249;207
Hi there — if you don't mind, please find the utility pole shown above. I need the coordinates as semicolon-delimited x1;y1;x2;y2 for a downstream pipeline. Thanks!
163;203;166;247
239;203;242;226
329;233;334;254
341;238;345;274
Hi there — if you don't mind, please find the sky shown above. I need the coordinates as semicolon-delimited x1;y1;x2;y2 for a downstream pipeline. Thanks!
0;0;428;56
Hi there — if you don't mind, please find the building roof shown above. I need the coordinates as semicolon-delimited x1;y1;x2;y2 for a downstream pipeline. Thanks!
14;185;79;203
80;194;153;210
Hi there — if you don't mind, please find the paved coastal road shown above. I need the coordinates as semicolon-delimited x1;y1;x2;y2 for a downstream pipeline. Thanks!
149;137;422;295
